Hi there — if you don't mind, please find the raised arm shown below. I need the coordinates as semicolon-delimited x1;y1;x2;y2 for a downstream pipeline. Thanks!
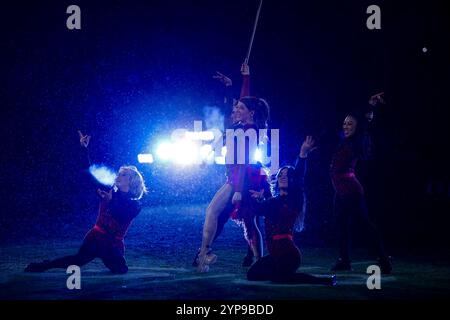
213;71;233;105
239;63;250;98
368;92;385;107
212;63;251;121
77;130;110;193
294;136;317;188
78;130;92;167
366;91;385;123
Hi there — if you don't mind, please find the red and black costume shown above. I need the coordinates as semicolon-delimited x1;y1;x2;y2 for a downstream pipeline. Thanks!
193;71;259;267
247;157;335;284
213;73;269;250
227;122;271;244
330;135;387;267
25;148;141;274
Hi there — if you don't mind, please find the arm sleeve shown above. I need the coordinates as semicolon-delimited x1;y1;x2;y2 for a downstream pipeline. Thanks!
81;146;92;168
239;74;250;98
220;84;234;131
223;84;234;108
80;146;106;191
293;156;307;191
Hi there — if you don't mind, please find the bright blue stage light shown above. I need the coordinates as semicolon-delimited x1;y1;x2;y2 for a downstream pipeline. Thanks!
254;148;262;162
185;131;215;141
173;139;199;165
156;141;173;161
137;153;154;164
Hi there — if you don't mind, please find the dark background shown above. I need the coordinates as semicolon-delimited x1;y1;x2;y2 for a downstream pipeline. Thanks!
1;0;449;250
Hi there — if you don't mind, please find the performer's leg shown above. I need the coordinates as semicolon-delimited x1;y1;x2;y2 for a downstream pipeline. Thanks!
25;229;98;272
331;195;352;271
270;242;301;280
353;194;392;273
243;212;263;265
193;200;232;267
214;202;232;241
198;183;233;271
201;183;233;249
242;246;255;267
248;215;263;260
270;245;336;285
247;255;276;281
336;196;351;263
100;241;128;274
240;211;263;267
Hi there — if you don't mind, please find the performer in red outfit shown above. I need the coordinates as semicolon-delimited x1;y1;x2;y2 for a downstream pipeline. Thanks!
196;64;270;272
25;132;147;274
330;112;392;274
247;136;335;285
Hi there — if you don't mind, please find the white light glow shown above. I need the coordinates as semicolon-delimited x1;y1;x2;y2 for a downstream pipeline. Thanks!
156;141;174;160
173;140;199;165
215;156;226;165
185;131;215;141
200;144;214;163
137;153;154;164
254;148;262;162
89;165;117;187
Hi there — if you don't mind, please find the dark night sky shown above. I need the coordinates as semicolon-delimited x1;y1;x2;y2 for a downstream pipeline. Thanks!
1;0;449;246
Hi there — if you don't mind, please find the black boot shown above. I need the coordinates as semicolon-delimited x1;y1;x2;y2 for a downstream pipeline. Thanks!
331;258;352;271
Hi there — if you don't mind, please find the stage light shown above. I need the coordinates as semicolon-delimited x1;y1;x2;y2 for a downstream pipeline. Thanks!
215;156;225;165
254;148;262;163
137;153;154;164
156;141;174;160
173;139;199;165
200;144;214;162
214;146;227;165
154;134;229;165
89;164;117;187
185;131;215;141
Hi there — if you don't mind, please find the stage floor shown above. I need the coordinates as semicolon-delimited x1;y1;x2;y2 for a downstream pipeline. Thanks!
1;204;449;300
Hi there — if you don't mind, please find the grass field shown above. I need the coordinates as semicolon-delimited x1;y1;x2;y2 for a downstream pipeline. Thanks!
1;204;449;300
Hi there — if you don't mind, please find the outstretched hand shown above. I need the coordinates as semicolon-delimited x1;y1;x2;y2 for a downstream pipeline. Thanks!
231;192;242;205
300;136;317;158
249;189;264;200
78;130;91;148
240;63;250;76
213;71;232;87
369;92;385;106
